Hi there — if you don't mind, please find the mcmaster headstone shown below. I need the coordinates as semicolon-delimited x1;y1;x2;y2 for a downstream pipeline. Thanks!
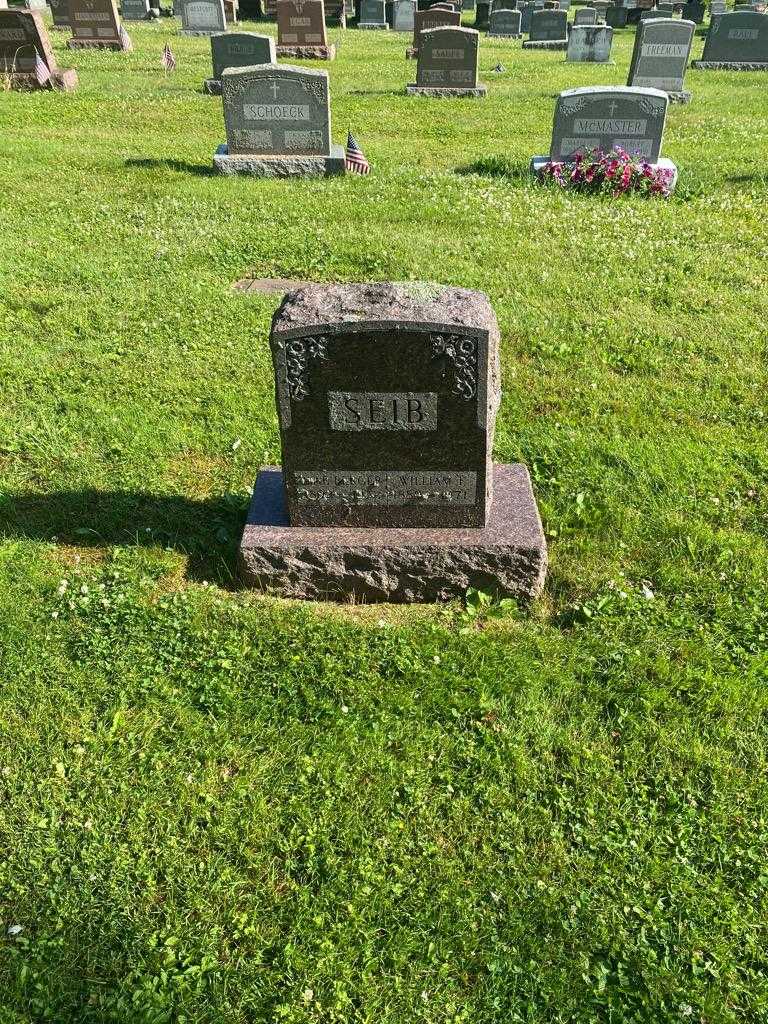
692;9;768;66
0;8;77;87
488;5;522;31
628;17;694;100
214;63;346;176
567;22;613;58
358;0;388;24
67;0;131;48
179;0;226;33
393;0;415;29
407;25;487;93
204;30;275;92
121;0;149;18
276;0;335;58
238;282;547;603
574;6;597;22
530;85;678;189
522;6;568;44
407;3;459;55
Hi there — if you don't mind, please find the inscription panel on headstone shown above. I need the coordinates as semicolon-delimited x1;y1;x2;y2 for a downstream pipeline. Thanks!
701;10;768;60
550;85;668;161
212;31;275;77
628;16;694;88
293;469;477;505
222;64;331;156
277;0;328;46
181;0;226;31
328;392;437;431
416;26;479;86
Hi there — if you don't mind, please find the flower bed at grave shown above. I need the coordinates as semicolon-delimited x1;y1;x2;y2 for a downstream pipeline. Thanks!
540;147;675;197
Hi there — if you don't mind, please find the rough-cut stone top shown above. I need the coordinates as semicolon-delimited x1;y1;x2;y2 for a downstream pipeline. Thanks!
272;281;500;339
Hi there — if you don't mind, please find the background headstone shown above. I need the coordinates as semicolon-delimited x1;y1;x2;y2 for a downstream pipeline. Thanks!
627;17;695;101
566;22;613;59
523;6;568;44
67;0;131;48
408;24;487;93
179;0;226;33
49;0;70;27
358;0;388;24
205;30;275;92
574;6;597;22
605;4;628;27
408;3;459;55
0;8;78;86
693;9;768;66
393;0;415;28
488;6;522;31
276;0;335;57
121;0;149;18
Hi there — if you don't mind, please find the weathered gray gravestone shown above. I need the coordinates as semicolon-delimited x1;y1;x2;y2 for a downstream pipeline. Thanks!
628;18;694;101
530;85;678;189
238;282;547;603
276;0;335;58
204;30;275;93
214;63;346;176
681;0;703;22
407;25;487;93
67;0;131;48
567;22;613;59
492;0;517;10
640;8;667;19
605;4;628;27
0;9;78;86
179;0;226;33
407;4;459;55
522;6;567;44
692;9;768;67
393;0;415;27
518;0;534;30
358;0;388;24
574;6;597;23
488;6;522;32
49;0;70;28
121;0;149;19
474;0;490;26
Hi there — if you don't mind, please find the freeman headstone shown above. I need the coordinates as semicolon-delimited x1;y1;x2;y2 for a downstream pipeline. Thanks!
0;9;78;87
522;6;568;45
407;4;459;55
692;10;768;67
204;30;275;93
67;0;131;48
276;0;335;58
179;0;226;33
214;63;346;176
238;282;547;602
488;6;522;32
530;85;678;190
566;22;613;59
407;25;487;94
627;17;694;101
358;0;388;24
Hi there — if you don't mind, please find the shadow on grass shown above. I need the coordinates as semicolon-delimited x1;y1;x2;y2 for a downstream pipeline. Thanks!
456;155;532;180
124;157;217;178
0;489;251;585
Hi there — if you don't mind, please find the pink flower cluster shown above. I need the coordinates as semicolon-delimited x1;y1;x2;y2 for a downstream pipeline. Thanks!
540;147;674;197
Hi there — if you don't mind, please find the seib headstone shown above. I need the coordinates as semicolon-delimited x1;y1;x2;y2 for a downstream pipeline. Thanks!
693;9;768;66
567;22;613;59
121;0;149;18
488;6;522;31
67;0;131;48
205;30;275;92
0;8;78;86
214;63;345;176
408;25;487;92
574;6;597;22
358;0;388;24
628;18;694;101
522;6;567;44
276;0;335;57
393;0;415;29
179;0;226;33
407;3;459;54
239;283;547;603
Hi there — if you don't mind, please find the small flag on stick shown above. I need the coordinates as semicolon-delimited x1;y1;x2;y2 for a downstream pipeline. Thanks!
118;24;133;50
33;47;51;88
162;41;177;73
345;131;370;175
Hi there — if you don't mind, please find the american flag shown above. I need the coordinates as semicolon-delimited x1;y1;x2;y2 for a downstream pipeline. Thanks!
162;41;176;72
119;24;132;49
33;48;51;87
345;131;370;175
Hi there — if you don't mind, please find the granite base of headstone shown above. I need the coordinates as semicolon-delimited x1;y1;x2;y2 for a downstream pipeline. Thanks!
203;30;275;93
691;9;768;67
238;282;547;604
530;85;678;191
213;63;346;176
0;9;78;87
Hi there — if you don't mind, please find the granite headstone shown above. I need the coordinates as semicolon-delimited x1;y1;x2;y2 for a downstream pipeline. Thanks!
393;0;415;29
276;0;335;58
574;5;597;22
121;0;149;18
407;3;459;54
0;8;77;86
408;24;487;93
523;6;568;44
567;22;613;58
49;0;70;27
488;5;522;31
693;9;768;66
205;30;275;92
67;0;131;48
628;17;694;100
358;0;388;24
179;0;226;33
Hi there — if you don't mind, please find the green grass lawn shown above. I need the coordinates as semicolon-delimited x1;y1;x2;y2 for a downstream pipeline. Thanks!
1;14;768;1022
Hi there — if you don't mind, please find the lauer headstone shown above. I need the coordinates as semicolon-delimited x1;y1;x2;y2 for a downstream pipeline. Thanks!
628;17;694;101
522;6;568;44
407;3;459;56
238;282;547;603
204;30;275;93
567;22;613;58
692;9;768;67
407;25;487;93
276;0;335;58
179;0;226;32
67;0;131;48
0;8;78;87
530;85;678;189
488;5;522;32
214;63;345;176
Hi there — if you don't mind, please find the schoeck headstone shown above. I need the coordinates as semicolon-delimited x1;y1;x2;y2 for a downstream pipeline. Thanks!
692;10;768;67
66;0;131;49
567;22;613;59
488;6;522;33
276;0;335;58
213;63;346;176
179;0;226;33
204;30;275;93
0;8;78;87
407;25;487;94
238;282;548;603
522;6;568;45
407;4;459;56
627;18;695;101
